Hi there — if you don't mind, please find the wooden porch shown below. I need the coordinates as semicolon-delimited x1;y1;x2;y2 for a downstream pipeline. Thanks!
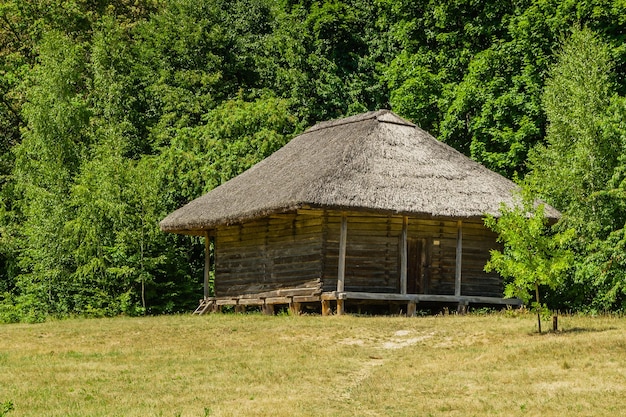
193;291;521;316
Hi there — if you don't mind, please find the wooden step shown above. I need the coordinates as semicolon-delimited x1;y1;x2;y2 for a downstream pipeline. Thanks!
193;299;214;315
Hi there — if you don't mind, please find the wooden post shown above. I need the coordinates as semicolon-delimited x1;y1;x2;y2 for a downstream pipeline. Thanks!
235;304;245;314
204;232;211;299
336;299;345;316
262;302;275;316
455;220;462;297
457;301;468;315
407;301;417;317
337;214;348;293
289;300;301;316
321;300;332;316
400;216;408;294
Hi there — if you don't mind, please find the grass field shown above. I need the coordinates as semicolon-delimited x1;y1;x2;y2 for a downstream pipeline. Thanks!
1;312;625;416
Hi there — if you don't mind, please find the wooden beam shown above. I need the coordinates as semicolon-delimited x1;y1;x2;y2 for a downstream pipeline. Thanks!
215;298;238;306
264;296;291;304
292;295;322;303
204;232;211;299
455;220;462;297
400;216;408;295
337;214;348;293
336;291;523;306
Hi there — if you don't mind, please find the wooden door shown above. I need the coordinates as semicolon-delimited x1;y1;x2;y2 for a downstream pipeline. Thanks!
407;238;431;294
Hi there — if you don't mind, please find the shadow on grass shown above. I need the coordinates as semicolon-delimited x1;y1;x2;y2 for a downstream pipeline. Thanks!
529;326;617;336
558;326;617;334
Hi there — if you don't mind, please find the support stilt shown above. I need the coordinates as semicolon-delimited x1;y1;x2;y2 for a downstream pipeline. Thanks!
336;299;345;316
289;301;301;316
321;300;332;316
262;303;275;316
407;301;417;317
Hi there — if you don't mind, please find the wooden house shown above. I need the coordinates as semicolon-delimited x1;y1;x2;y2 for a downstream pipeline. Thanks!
160;110;559;315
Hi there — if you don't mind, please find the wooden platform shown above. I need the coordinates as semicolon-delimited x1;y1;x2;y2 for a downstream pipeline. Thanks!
192;291;521;316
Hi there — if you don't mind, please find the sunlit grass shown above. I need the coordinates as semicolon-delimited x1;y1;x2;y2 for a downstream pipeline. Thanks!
1;312;625;416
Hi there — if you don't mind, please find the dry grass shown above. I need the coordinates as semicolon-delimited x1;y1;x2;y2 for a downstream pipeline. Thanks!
1;312;626;416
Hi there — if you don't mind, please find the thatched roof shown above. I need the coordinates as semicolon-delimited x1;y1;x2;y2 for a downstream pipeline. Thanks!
161;110;559;235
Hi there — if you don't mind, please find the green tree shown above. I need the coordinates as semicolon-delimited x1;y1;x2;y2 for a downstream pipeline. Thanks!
527;27;626;311
12;31;90;320
485;195;573;332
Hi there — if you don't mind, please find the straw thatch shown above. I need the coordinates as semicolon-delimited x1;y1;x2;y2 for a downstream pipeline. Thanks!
161;110;559;234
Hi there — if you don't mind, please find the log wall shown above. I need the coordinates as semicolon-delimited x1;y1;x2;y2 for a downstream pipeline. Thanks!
458;220;503;297
323;212;402;293
214;211;323;297
323;213;502;297
213;209;502;299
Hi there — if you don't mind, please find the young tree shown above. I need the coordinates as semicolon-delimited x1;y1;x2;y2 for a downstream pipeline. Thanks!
485;194;573;332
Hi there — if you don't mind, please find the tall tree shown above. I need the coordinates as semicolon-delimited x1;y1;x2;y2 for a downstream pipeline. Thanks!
527;27;626;310
12;31;90;319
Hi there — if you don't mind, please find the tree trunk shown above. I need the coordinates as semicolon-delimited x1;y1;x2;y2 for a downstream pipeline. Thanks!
535;283;541;334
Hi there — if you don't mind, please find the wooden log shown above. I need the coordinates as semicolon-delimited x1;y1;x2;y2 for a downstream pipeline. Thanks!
337;215;347;292
336;299;345;316
455;220;463;297
216;298;238;306
264;296;291;304
292;295;322;303
262;303;275;316
400;216;408;295
321;299;332;316
457;301;468;315
237;298;264;306
204;232;211;299
289;301;301;316
407;301;417;317
235;304;245;314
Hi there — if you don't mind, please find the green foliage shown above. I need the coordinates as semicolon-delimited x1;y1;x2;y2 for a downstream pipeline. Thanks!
527;27;626;311
0;400;13;417
484;194;574;305
3;1;626;318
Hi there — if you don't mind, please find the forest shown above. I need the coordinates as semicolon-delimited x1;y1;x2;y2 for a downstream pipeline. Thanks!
1;0;626;321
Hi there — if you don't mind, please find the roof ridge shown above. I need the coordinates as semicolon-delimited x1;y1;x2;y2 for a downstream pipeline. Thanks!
305;110;415;133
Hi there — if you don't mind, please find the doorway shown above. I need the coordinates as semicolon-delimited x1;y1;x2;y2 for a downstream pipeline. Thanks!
407;238;431;294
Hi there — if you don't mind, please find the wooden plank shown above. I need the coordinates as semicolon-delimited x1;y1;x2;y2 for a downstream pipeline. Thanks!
215;298;238;306
400;216;408;295
236;287;321;299
337;215;347;293
336;291;522;306
455;220;462;297
204;232;211;299
292;295;322;303
338;291;415;301
237;298;264;306
265;296;291;304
